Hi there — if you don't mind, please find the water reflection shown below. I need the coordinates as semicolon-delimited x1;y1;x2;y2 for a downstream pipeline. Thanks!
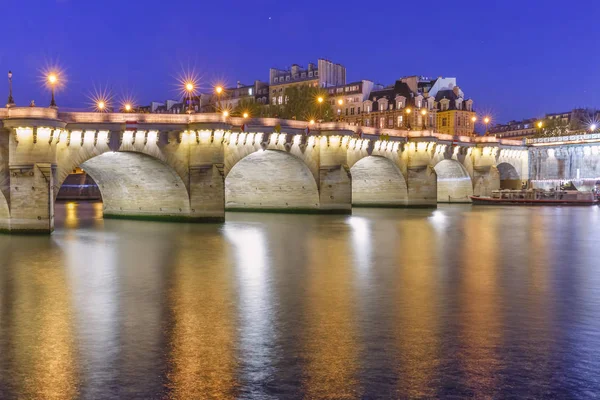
166;231;237;399
0;237;78;399
303;221;360;399
0;203;600;398
459;209;502;397
396;217;440;398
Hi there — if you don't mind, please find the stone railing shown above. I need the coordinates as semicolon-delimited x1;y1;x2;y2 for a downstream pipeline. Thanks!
526;133;600;145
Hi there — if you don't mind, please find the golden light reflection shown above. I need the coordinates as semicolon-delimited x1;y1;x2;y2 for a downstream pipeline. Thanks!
460;210;501;396
65;201;78;229
395;218;440;397
303;229;359;398
167;234;237;399
8;238;78;399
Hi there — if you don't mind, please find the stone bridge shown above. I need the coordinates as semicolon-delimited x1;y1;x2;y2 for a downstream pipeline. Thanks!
0;107;527;233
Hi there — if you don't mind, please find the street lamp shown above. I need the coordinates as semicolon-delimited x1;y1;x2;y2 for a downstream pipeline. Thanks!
48;73;58;108
537;121;543;129
483;116;491;135
405;107;412;129
421;109;427;129
7;71;15;107
223;110;229;118
337;98;344;121
97;100;105;112
124;103;132;112
243;112;249;118
184;81;195;114
309;119;315;125
591;124;597;132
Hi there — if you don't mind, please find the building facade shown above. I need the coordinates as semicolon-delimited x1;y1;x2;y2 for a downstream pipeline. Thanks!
269;59;346;105
341;76;475;135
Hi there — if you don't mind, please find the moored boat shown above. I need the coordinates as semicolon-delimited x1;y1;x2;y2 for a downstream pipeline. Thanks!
470;189;598;205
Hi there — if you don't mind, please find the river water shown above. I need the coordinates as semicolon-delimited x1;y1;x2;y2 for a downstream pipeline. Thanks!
1;202;599;399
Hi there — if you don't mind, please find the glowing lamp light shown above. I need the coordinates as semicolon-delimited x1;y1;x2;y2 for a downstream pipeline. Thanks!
97;101;105;111
484;117;490;124
309;119;315;125
405;108;412;114
317;96;324;104
125;103;132;112
47;73;58;85
537;121;543;128
223;110;229;117
337;99;344;105
215;86;223;94
185;82;194;92
421;109;427;116
243;112;249;118
591;124;597;132
471;116;477;122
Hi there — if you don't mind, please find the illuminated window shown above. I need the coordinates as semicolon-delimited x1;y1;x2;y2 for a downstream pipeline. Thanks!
397;116;403;126
248;88;253;96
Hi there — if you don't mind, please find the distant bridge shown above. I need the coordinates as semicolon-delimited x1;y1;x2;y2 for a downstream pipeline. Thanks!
0;106;575;234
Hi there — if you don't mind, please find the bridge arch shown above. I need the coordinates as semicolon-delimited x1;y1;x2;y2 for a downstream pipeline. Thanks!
434;159;473;203
497;162;522;189
60;151;191;220
350;155;408;207
225;149;320;211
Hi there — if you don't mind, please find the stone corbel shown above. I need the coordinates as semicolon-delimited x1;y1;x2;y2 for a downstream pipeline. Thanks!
37;163;56;184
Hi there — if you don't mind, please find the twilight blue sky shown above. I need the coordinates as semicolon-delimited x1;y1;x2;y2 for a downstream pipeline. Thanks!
1;0;599;124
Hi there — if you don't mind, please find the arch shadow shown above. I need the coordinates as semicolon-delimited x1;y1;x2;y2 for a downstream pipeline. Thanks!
350;155;408;207
60;151;192;221
225;149;320;212
497;162;522;189
434;159;473;203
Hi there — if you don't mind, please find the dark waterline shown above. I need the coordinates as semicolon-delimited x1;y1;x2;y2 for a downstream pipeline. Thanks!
1;202;600;399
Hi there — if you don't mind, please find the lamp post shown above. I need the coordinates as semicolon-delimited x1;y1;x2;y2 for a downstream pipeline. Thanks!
215;85;223;112
7;71;15;107
405;107;412;129
317;96;324;121
124;103;132;112
483;116;490;135
337;98;344;121
471;116;477;135
185;82;195;114
421;108;427;130
48;73;58;108
97;100;105;112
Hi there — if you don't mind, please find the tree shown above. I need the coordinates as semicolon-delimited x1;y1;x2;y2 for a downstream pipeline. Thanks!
535;118;570;137
231;98;263;118
279;85;334;121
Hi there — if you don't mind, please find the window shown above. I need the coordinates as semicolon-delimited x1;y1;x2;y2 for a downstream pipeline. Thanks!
357;108;361;114
366;106;370;113
272;97;277;105
351;108;355;115
274;77;278;83
314;71;319;76
416;100;421;108
397;116;403;126
365;118;370;126
248;88;253;96
301;72;306;78
379;117;385;128
442;118;447;127
457;117;461;126
277;95;283;105
308;71;313;77
286;76;290;81
388;118;393;126
345;109;348;116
